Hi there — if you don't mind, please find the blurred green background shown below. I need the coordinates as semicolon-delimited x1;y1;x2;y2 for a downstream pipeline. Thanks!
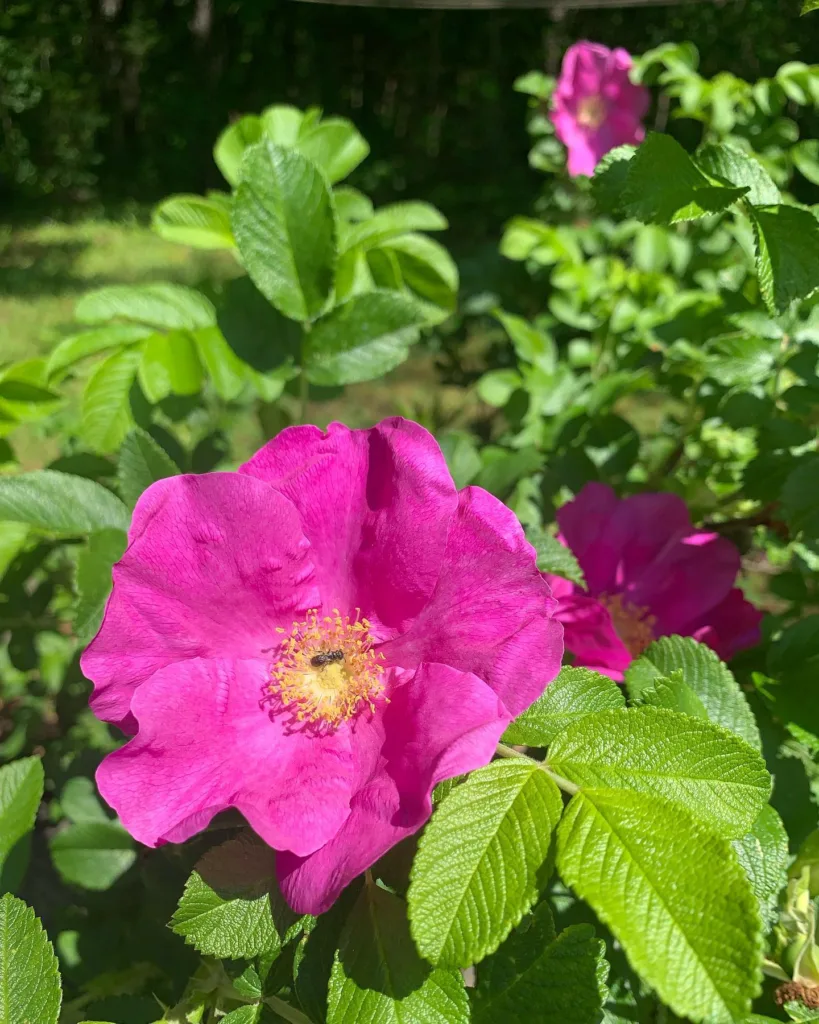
0;0;812;373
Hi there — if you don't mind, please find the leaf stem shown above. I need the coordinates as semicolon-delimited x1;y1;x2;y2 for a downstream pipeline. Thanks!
495;743;579;795
265;994;314;1024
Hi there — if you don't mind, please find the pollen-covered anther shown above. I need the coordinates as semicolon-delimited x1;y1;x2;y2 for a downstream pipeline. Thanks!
269;609;385;729
599;592;656;657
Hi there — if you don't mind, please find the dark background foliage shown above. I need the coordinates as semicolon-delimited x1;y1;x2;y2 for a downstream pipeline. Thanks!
0;0;807;233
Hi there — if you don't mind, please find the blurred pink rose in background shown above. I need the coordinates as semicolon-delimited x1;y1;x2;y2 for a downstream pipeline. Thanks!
543;482;763;680
551;41;650;177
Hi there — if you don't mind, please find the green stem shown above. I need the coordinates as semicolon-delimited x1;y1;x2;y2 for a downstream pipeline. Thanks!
265;994;314;1024
495;744;579;795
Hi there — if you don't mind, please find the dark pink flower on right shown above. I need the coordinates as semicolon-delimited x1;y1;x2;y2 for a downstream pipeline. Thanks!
543;483;763;680
551;41;650;177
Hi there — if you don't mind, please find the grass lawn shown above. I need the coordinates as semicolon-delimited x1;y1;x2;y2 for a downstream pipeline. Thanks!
0;217;237;364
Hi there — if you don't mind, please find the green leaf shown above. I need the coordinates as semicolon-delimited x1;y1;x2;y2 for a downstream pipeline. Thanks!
782;454;819;540
637;671;710;719
297;118;370;184
407;759;562;968
0;470;129;534
295;885;361;1024
625;636;761;750
233;140;337;322
503;667;625;747
193;325;250;401
493;309;556;371
438;431;481;489
476;369;522;407
81;347;142;453
334;187;374;222
73;528;128;643
557;788;762;1023
46;324;152;381
137;330;204;402
622;133;748;224
260;104;305;146
526;526;585;585
117;428;180;509
0;893;61;1024
793;140;819;185
803;0;819;14
152;194;235;249
342;202;447;254
216;276;302;375
0;758;43;884
751;205;819;314
472;903;608;1024
76;283;216;331
591;145;636;215
0;522;28;581
327;884;469;1024
732;805;789;932
214;114;263;186
50;822;136;891
548;706;771;839
60;777;109;825
376;234;459;324
304;290;425;386
706;333;777;387
697;143;781;206
171;832;304;959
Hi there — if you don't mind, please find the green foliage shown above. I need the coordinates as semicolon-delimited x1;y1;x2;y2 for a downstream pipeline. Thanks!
732;805;790;932
117;428;180;510
504;668;625;747
73;528;128;643
0;471;129;534
0;894;61;1024
0;757;42;888
171;832;305;959
472;903;608;1024
548;706;770;838
626;637;761;749
557;788;762;1022
408;759;562;967
327;884;469;1024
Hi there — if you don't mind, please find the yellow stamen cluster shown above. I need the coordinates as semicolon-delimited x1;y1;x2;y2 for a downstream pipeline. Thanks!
600;593;656;657
269;609;385;730
576;94;607;130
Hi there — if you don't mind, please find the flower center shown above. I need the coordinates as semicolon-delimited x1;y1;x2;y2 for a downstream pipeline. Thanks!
576;94;608;130
599;593;656;657
269;609;385;729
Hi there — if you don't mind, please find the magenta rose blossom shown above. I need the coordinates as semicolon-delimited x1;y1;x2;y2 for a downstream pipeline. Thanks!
551;41;650;177
544;483;762;680
82;418;562;915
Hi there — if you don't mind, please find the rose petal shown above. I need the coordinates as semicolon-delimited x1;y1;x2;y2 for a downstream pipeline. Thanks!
82;473;319;730
691;587;763;661
625;531;740;635
557;484;693;596
277;662;510;915
381;486;562;717
240;418;458;634
550;590;632;681
96;658;355;855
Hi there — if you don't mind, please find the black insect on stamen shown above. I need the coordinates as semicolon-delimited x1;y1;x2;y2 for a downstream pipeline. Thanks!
310;649;345;667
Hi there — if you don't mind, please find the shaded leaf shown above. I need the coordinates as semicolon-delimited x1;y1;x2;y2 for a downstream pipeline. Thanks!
73;528;128;643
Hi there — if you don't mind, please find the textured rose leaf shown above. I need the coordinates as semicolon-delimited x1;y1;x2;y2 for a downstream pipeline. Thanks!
548;706;770;839
408;759;563;968
504;667;624;747
116;428;180;510
327;884;468;1024
0;757;43;889
732;805;789;933
233;140;336;322
0;471;130;535
171;832;307;959
625;636;761;749
472;902;608;1024
557;788;762;1023
0;894;61;1024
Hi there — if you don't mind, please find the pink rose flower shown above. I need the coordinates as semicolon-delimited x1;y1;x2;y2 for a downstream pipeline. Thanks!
544;483;762;680
82;418;562;915
551;41;650;177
